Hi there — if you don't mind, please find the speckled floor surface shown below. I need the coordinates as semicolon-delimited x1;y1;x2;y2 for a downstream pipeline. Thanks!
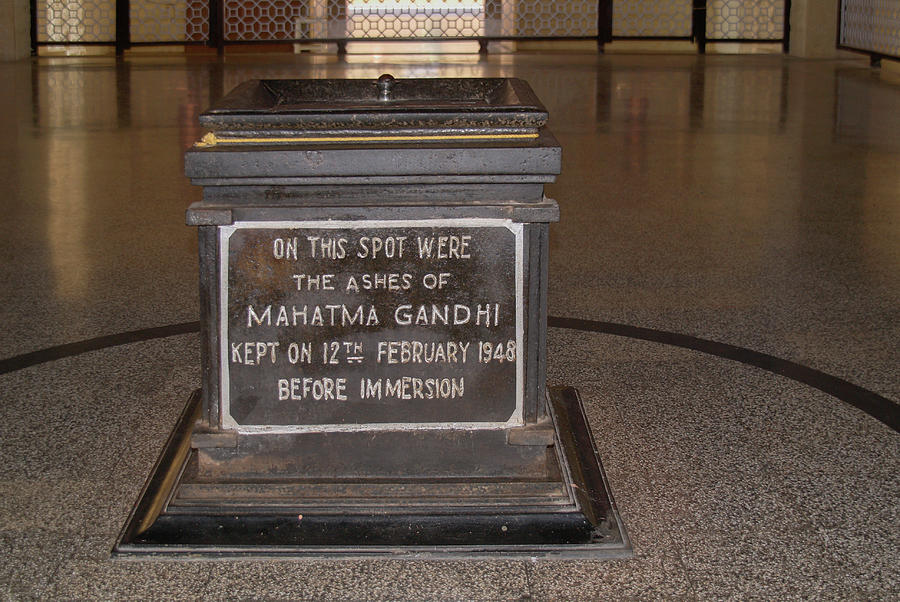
1;50;898;599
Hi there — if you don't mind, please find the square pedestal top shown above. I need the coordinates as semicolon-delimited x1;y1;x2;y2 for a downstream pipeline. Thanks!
199;76;549;138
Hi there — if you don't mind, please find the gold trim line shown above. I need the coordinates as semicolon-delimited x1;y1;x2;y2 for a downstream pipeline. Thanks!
195;132;539;147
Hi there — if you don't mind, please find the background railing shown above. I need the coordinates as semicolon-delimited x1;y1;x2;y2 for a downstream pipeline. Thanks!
837;0;900;64
611;0;790;53
30;0;793;55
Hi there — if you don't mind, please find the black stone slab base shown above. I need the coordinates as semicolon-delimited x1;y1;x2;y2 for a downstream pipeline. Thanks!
113;387;631;559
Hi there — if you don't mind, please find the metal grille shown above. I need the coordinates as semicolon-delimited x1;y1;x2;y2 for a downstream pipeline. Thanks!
37;0;116;42
224;0;306;41
840;0;900;57
612;0;692;37
490;0;597;37
346;0;598;39
221;0;597;42
32;0;793;48
130;0;209;42
346;0;483;39
706;0;785;40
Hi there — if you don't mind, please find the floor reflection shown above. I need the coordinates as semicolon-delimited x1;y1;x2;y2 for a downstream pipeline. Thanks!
14;52;898;366
45;135;90;300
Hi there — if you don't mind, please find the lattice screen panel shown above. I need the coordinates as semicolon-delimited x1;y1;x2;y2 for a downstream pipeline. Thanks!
706;0;785;40
346;1;482;39
37;0;116;42
224;0;305;41
840;0;900;57
502;0;597;37
222;0;597;41
131;0;209;42
612;0;692;37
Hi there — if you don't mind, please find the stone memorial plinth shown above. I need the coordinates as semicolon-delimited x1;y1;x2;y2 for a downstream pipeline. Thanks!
115;76;629;557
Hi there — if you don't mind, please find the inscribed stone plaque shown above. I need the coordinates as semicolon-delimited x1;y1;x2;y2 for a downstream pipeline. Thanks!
220;218;523;432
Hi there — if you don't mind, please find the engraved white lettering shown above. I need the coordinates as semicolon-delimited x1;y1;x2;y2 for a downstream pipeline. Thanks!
348;272;413;292
292;274;335;291
230;341;279;364
247;305;271;328
357;236;407;259
246;304;380;327
306;236;347;259
272;237;299;260
358;377;465;400
376;340;471;364
286;342;312;364
277;377;348;401
393;304;497;327
416;235;471;259
422;272;451;290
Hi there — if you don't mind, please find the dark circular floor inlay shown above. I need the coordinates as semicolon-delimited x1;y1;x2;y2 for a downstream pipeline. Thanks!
548;316;898;433
0;321;200;375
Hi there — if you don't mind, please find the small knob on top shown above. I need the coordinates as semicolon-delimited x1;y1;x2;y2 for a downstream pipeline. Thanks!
376;74;395;101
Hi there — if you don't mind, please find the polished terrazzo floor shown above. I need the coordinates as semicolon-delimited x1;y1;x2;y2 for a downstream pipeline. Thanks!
0;50;898;599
